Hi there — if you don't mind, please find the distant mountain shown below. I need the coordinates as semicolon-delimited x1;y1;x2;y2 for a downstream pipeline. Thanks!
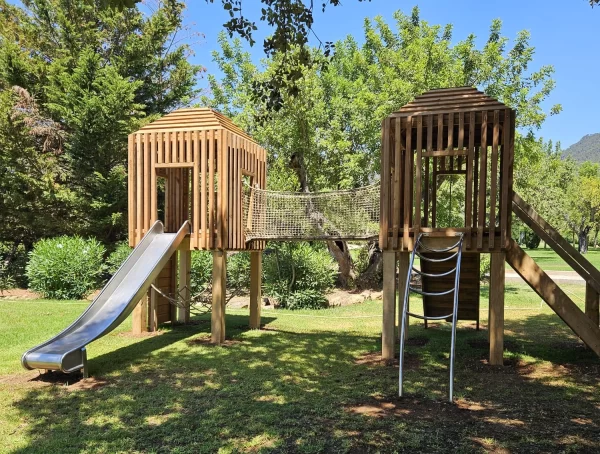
563;133;600;163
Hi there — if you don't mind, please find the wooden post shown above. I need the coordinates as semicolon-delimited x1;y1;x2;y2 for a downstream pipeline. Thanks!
211;251;227;344
149;286;157;332
397;252;410;340
382;250;397;361
585;283;600;327
177;240;191;324
132;294;149;334
489;252;505;365
249;251;262;329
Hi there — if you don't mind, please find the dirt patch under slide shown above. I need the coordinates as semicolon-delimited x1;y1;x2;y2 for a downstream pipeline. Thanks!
0;370;109;390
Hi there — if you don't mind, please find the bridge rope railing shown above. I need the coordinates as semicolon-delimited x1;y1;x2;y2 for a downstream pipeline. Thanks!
242;182;380;242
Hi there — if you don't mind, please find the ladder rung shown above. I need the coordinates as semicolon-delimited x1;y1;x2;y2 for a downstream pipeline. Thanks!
412;266;457;278
406;311;453;321
409;286;455;297
416;250;460;263
417;237;463;253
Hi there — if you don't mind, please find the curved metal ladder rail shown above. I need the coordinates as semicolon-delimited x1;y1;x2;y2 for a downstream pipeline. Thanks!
398;233;465;402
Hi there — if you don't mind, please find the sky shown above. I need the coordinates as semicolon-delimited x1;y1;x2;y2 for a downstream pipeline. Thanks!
182;0;600;149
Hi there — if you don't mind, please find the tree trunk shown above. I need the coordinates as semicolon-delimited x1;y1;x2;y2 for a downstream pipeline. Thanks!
578;226;592;254
594;227;599;248
355;240;383;289
289;153;356;288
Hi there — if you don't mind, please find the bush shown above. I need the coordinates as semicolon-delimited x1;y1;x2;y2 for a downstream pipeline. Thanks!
276;289;329;310
189;251;251;297
263;242;336;298
27;236;106;299
524;231;541;249
479;254;491;282
106;241;133;276
0;262;15;295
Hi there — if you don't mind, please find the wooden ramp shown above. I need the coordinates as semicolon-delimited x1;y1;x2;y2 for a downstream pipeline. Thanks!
510;193;600;356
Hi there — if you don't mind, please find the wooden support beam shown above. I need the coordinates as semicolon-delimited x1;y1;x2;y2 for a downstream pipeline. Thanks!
585;284;599;327
132;294;149;334
505;239;600;356
397;252;410;341
249;251;262;329
149;286;158;332
489;252;505;365
382;251;397;361
211;251;227;344
177;239;191;324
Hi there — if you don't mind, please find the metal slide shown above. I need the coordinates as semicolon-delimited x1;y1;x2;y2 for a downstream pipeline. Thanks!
22;221;190;377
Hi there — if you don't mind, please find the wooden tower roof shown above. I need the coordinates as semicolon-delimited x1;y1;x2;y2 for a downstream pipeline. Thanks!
392;87;510;117
138;108;254;141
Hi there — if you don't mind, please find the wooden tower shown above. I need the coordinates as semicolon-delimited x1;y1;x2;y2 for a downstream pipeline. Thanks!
379;87;515;365
127;108;267;341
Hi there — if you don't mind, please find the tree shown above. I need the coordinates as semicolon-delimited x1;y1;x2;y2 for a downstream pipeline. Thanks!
563;163;600;253
0;0;203;243
204;8;561;286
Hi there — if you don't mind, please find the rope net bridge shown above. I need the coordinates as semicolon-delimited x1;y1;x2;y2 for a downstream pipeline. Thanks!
243;182;381;242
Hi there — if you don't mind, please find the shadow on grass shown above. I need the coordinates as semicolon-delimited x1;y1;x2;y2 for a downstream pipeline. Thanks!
10;313;600;453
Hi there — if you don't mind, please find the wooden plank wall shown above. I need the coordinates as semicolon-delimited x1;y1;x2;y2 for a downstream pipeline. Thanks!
380;110;513;252
128;128;267;251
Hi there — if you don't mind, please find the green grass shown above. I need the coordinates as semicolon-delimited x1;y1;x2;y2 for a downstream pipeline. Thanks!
506;246;600;272
1;285;599;453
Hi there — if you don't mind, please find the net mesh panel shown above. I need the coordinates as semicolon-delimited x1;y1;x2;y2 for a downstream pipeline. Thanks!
243;183;380;241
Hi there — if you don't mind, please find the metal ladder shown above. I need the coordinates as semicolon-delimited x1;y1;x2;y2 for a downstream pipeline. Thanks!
398;233;464;402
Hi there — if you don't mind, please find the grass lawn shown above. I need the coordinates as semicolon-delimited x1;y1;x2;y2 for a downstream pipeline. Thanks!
1;284;599;453
506;247;600;272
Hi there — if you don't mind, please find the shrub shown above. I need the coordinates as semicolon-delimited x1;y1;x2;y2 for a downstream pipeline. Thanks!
479;254;491;282
0;262;15;296
276;289;329;310
106;241;133;276
189;250;213;296
263;242;336;297
27;236;106;299
189;251;251;298
524;231;541;249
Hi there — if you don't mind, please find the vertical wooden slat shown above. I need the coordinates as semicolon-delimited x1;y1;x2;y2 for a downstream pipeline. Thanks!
135;133;143;244
143;133;151;234
500;109;512;248
393;118;402;249
200;130;207;249
192;130;200;248
217;130;224;250
415;116;423;237
437;113;444;170
465;112;475;249
150;132;157;225
380;119;390;249
403;116;412;249
208;129;215;249
489;110;500;249
178;130;184;163
458;112;464;169
171;131;177;163
234;136;240;249
128;134;135;247
477;111;488;250
424;115;433;227
447;112;454;170
228;133;234;249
